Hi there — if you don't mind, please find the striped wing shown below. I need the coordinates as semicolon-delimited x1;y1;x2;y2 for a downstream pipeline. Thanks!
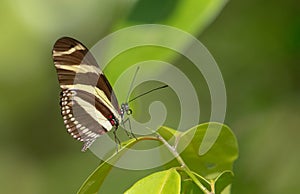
52;37;121;151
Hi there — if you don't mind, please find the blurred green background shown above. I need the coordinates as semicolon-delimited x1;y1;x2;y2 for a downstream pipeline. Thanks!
1;0;299;193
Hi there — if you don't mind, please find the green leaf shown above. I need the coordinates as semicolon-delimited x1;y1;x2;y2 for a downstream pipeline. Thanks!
156;123;238;193
191;171;211;190
157;126;177;143
181;179;203;194
181;170;233;194
78;123;238;193
77;138;139;194
178;123;238;178
124;168;181;194
181;171;212;194
214;171;234;194
159;123;238;178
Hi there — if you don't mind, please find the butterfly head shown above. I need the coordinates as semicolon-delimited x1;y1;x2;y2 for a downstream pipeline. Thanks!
120;103;132;118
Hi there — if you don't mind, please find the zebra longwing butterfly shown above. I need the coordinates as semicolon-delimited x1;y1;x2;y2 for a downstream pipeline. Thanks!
52;37;132;152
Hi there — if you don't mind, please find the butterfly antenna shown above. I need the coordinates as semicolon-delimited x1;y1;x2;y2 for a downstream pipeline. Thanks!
125;66;140;103
129;84;168;103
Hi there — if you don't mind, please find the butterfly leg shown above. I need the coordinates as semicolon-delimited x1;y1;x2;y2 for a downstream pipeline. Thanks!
122;118;137;140
121;119;131;138
113;128;121;152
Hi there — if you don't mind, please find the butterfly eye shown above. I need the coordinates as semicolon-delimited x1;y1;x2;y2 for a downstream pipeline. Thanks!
126;109;132;115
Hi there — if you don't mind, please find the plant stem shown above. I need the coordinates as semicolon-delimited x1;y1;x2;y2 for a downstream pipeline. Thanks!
153;132;213;194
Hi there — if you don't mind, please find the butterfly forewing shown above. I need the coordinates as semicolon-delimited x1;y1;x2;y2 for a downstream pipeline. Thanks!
52;37;121;151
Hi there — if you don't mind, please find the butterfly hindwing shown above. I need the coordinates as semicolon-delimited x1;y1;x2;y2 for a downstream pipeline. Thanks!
52;37;121;151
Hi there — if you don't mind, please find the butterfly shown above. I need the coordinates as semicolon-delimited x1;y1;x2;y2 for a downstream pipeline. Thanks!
52;37;133;152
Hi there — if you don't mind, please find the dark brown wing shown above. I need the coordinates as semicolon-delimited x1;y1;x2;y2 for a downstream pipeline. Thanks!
52;37;120;151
